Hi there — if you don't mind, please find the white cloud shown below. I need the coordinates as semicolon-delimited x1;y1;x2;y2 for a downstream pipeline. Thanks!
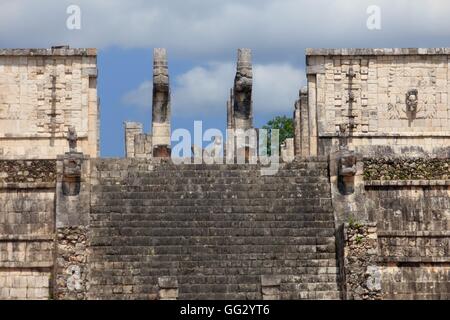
172;62;234;115
253;64;304;114
2;0;450;59
122;81;152;109
122;61;304;116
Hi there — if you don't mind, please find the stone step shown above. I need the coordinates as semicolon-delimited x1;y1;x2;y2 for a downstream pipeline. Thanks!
90;245;337;256
90;210;334;218
92;232;334;245
87;269;338;284
114;173;328;182
89;224;334;237
88;254;338;266
89;220;335;230
92;158;329;171
94;186;330;195
95;192;330;205
88;158;339;300
89;237;337;250
91;198;331;206
95;179;330;188
87;271;339;282
178;290;342;300
90;207;334;216
86;285;341;300
280;290;341;300
88;270;338;283
93;183;329;193
97;172;330;180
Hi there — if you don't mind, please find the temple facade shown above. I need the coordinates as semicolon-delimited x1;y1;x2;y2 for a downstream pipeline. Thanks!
0;47;448;300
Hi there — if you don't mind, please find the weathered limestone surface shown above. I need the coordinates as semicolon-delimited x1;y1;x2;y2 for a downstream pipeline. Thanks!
350;170;450;299
0;47;99;159
88;158;340;300
281;138;294;162
0;47;449;301
338;223;381;300
232;49;253;130
0;160;56;184
0;160;56;299
152;48;171;151
363;157;450;180
298;48;450;157
124;122;143;158
225;49;256;160
124;48;172;158
55;226;89;300
0;270;51;300
293;87;309;157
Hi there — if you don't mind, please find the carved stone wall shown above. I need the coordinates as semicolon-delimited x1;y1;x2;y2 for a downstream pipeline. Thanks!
363;157;450;180
0;48;99;159
152;48;171;151
87;158;340;300
302;48;450;157
124;122;143;158
340;223;382;300
358;168;449;299
1;46;449;301
0;270;51;299
54;226;89;300
0;160;56;300
0;160;56;185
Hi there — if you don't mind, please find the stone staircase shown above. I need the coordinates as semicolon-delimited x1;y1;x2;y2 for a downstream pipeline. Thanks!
88;158;341;300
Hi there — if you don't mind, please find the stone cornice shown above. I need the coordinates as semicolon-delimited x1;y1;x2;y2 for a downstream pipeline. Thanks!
306;48;450;56
0;48;96;56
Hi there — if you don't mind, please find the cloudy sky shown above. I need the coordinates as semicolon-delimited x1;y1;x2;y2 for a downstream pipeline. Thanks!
1;0;450;156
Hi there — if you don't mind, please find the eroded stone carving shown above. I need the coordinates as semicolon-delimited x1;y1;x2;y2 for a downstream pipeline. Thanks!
346;91;356;103
233;48;253;129
406;89;418;113
337;148;357;195
387;89;437;121
63;126;82;196
67;126;77;153
152;48;171;156
62;154;82;196
66;265;82;291
152;48;170;124
346;66;356;79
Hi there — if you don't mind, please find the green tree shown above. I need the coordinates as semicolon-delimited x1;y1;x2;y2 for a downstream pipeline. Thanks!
262;116;294;154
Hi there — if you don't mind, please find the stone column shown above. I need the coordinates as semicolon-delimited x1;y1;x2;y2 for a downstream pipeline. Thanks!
152;48;171;157
293;92;301;156
299;87;310;157
307;74;318;156
233;48;253;130
293;87;309;157
134;134;153;159
124;122;143;158
54;152;91;299
226;88;234;130
229;48;256;162
281;138;295;162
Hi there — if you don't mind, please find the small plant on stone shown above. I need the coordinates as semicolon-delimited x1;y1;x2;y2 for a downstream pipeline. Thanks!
348;216;362;230
355;235;364;244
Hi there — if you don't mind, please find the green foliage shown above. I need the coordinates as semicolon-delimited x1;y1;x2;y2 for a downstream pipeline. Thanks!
262;116;294;155
348;216;362;230
355;235;364;244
